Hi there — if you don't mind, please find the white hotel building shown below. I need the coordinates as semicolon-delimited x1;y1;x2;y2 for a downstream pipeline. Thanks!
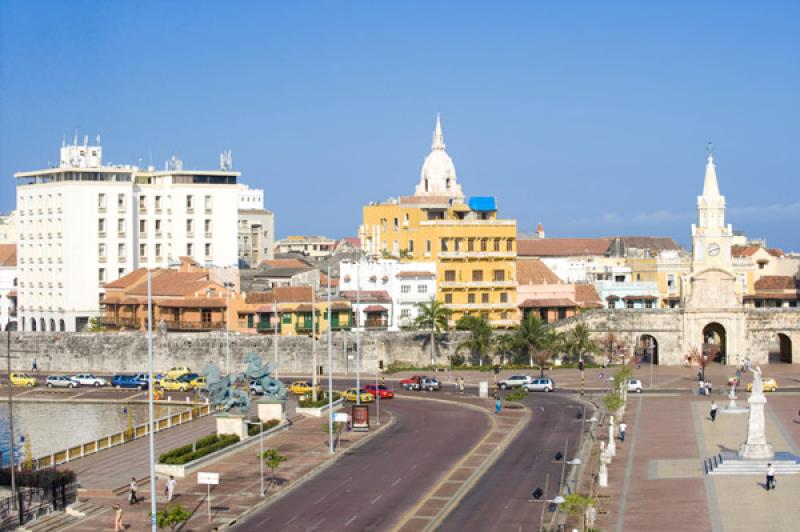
14;138;241;332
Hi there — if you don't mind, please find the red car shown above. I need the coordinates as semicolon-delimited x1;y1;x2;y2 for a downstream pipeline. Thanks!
364;384;394;399
400;375;424;388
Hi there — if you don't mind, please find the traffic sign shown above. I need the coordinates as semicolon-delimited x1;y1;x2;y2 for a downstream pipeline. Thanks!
197;472;219;485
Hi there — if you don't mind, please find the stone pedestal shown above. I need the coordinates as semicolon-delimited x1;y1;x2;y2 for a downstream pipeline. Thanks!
256;399;294;422
216;413;248;441
607;416;616;457
598;462;608;488
739;393;774;460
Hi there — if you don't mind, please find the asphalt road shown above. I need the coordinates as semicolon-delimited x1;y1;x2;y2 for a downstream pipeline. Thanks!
439;393;591;532
234;396;490;531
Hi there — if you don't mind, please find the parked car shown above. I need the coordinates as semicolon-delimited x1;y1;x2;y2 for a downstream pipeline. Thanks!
9;373;37;387
523;378;555;392
176;373;201;388
627;379;643;393
498;375;533;389
46;375;80;389
747;377;778;392
164;366;192;379
72;373;108;387
341;388;375;403
250;379;265;395
112;374;148;390
189;376;206;390
289;381;319;395
160;378;189;392
400;375;425;388
404;376;441;391
363;384;394;399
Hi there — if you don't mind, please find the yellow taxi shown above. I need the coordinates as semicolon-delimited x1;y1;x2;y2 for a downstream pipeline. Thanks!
10;373;38;387
341;388;375;403
289;381;319;395
160;378;190;392
747;377;778;392
164;367;192;379
189;376;206;390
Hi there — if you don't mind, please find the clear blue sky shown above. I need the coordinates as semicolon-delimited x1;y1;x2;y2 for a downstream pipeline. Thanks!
1;1;798;250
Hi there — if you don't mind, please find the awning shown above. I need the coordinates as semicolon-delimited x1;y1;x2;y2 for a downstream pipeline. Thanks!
363;305;388;313
518;298;577;309
622;295;657;301
606;295;620;301
7;291;16;298
256;304;276;313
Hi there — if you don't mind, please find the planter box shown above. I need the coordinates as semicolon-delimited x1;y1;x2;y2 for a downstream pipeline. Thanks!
155;420;288;479
296;398;344;418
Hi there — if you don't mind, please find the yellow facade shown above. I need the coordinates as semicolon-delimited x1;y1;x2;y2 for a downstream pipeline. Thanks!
362;199;517;327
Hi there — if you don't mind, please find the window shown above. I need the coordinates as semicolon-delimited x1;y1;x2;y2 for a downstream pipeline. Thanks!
155;196;162;210
381;218;387;232
98;268;106;282
247;314;254;329
454;239;461;252
626;300;634;309
186;243;193;256
417;284;427;293
400;308;410;319
117;218;125;234
204;219;212;234
205;243;212;257
139;244;146;258
493;239;500;252
393;218;398;231
408;240;414;253
445;270;456;282
139;220;146;235
98;243;106;258
507;239;514;252
667;274;676;290
467;239;474;252
186;220;193;234
118;243;125;257
401;284;411;294
186;195;194;210
118;194;125;208
426;240;431;255
403;213;409;225
468;293;476;304
98;194;106;209
480;239;488;252
472;270;483;282
493;270;505;282
139;196;146;211
758;262;766;270
204;195;212;211
98;218;106;234
155;243;162;258
481;293;489;304
645;300;653;308
500;292;508;303
155;219;162;234
118;268;125;277
445;293;453;304
441;238;449;252
636;273;641;281
501;311;509;320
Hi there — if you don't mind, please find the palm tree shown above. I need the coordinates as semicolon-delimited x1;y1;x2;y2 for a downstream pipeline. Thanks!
514;313;548;370
456;315;494;366
414;298;453;366
542;328;566;373
566;323;600;364
495;333;517;366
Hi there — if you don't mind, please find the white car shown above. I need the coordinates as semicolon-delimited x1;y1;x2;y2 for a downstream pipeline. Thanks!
73;373;108;387
46;375;80;389
627;379;643;393
523;378;555;392
498;375;533;389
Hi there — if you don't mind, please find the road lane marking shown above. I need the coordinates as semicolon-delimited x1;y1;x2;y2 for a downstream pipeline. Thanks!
391;477;402;487
340;476;352;486
287;515;299;524
314;494;327;505
371;494;382;504
345;515;358;526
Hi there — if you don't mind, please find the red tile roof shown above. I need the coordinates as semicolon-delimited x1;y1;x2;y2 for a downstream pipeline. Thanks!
340;290;392;303
127;271;212;297
516;259;561;284
157;298;226;308
0;244;16;267
395;271;436;278
246;286;314;304
732;245;784;258
518;298;577;308
363;305;389;312
260;258;311;269
517;238;612;257
754;276;799;291
574;284;602;308
103;268;150;289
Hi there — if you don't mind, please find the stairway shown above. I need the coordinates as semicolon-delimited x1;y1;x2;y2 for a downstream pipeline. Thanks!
16;502;106;532
705;451;800;476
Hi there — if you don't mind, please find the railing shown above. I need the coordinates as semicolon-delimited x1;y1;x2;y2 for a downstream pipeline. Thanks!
31;404;212;470
163;320;223;331
439;251;516;259
256;322;280;333
440;280;515;288
0;485;77;530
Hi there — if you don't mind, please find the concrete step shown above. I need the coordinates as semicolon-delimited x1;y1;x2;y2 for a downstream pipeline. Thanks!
705;452;800;475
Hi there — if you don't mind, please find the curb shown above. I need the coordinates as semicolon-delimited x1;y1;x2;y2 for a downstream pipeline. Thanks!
218;410;396;530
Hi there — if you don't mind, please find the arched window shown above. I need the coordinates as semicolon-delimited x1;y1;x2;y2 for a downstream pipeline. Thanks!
59;319;66;332
424;178;429;192
31;318;37;331
40;318;46;332
49;319;56;331
445;178;450;190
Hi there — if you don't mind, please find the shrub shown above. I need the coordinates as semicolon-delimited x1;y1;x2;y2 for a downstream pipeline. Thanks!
298;392;341;408
159;434;240;464
0;467;76;488
504;388;528;402
248;418;280;436
154;504;191;531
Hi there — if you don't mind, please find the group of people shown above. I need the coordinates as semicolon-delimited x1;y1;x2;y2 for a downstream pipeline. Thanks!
697;375;713;395
114;476;178;531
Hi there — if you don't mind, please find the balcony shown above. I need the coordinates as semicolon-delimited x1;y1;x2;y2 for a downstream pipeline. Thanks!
439;251;516;259
103;317;140;329
118;231;126;238
155;232;162;238
98;231;106;238
118;256;127;263
296;324;314;333
257;321;281;334
99;256;107;263
139;232;147;239
439;280;515;289
443;302;518;311
205;232;212;238
163;320;223;331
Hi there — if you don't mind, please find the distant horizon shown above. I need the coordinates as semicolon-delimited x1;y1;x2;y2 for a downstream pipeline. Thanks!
2;2;798;251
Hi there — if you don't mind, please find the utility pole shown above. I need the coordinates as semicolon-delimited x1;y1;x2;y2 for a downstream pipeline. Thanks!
312;284;318;402
356;259;361;405
327;266;334;454
273;297;279;379
430;301;436;367
6;329;16;511
147;272;157;532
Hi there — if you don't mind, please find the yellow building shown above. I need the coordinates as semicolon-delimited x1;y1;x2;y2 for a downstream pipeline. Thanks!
360;115;517;328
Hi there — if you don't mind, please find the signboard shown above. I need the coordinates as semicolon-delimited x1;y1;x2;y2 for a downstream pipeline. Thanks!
351;404;370;432
197;472;219;485
333;412;350;424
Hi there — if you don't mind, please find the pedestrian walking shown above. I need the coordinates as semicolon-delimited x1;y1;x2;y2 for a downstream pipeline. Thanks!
31;358;38;373
619;422;627;443
495;398;502;416
165;475;176;502
113;504;123;532
706;381;713;394
710;400;718;422
128;477;138;504
766;463;775;490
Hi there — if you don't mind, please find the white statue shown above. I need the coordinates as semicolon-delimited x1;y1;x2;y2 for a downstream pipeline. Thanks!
751;366;763;395
739;365;774;459
608;416;617;457
598;441;610;487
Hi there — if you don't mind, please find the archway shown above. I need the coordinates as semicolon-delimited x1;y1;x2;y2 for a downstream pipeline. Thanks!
702;322;726;364
637;335;659;364
769;333;793;363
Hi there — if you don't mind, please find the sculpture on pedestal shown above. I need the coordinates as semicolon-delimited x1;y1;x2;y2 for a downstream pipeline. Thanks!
204;362;250;415
607;416;616;457
598;441;609;488
243;352;287;400
738;366;774;460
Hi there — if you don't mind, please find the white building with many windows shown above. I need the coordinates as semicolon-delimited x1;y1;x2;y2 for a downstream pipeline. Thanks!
338;259;436;330
237;184;274;267
14;137;241;331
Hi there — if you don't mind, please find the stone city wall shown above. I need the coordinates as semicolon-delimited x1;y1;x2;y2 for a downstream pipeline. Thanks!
0;330;470;374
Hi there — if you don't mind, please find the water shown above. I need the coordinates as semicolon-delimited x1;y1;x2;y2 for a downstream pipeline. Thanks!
0;402;189;464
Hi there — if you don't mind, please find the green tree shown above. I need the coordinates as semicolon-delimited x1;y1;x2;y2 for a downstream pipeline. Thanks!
259;448;287;488
456;315;494;366
541;328;566;375
514;313;548;370
414;297;453;366
87;317;105;333
321;421;346;449
566;323;600;364
154;504;191;531
563;493;596;532
494;333;517;366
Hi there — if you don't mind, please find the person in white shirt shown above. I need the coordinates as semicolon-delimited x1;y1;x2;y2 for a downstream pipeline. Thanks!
766;464;775;490
619;422;627;443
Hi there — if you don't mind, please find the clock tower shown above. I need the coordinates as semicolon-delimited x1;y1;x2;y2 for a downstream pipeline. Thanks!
691;144;734;273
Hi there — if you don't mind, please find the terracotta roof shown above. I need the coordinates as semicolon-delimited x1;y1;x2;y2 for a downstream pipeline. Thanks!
363;305;389;312
744;293;799;301
319;272;340;288
395;271;436;278
516;259;561;285
259;258;311;269
0;244;16;267
618;236;681;252
518;298;577;308
574;284;602;308
732;245;784;258
606;295;620;301
517;238;612;257
127;271;213;297
245;286;313;304
103;268;150;289
157;298;226;308
255;304;276;313
340;290;392;303
754;276;799;291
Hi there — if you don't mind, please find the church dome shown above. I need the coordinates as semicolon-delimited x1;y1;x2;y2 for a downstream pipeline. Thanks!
415;114;464;200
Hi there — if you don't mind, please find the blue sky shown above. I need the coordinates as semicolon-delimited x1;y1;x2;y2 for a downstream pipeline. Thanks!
1;1;798;250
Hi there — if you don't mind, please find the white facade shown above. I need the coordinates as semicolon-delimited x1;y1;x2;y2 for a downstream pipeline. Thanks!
238;184;264;209
0;211;17;244
0;252;17;331
14;139;241;332
237;185;274;267
339;259;437;330
415;114;464;201
276;236;337;258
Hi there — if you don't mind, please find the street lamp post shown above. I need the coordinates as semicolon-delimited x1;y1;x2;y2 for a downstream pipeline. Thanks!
355;259;361;405
244;420;265;496
327;266;334;454
146;271;157;532
312;285;318;402
273;297;279;379
375;369;381;426
6;330;16;511
223;282;235;375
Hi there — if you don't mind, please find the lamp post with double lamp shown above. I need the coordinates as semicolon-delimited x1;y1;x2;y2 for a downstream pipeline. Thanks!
244;420;265;497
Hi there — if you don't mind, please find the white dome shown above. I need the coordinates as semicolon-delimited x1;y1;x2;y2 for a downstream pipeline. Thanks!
414;114;464;200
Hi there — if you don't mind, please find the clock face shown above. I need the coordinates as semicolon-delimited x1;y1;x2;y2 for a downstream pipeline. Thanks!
707;243;721;257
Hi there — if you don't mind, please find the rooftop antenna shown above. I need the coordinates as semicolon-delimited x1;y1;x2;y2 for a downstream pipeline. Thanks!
96;134;101;146
707;141;713;158
73;130;78;146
